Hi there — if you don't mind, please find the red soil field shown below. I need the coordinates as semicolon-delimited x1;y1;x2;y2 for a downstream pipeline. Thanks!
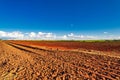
8;40;120;52
0;40;120;80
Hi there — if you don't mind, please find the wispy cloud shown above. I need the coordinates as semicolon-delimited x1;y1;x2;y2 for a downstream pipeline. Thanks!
103;32;108;34
0;31;119;40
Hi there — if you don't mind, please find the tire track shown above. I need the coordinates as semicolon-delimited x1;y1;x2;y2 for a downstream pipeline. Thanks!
5;42;120;80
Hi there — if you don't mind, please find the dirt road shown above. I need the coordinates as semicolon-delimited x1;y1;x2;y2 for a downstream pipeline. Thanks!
0;41;120;80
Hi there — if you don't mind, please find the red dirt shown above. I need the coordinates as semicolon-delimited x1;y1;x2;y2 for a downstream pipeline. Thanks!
8;40;120;52
0;40;120;80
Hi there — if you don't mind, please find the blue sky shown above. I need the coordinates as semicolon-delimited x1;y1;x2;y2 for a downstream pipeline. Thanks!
0;0;120;40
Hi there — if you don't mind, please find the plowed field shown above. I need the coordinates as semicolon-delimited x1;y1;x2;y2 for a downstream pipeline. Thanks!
0;40;120;80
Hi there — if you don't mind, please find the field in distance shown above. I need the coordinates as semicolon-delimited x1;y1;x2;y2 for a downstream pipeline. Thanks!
0;40;120;80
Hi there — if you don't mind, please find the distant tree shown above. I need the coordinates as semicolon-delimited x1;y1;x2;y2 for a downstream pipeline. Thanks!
112;39;120;42
105;40;110;42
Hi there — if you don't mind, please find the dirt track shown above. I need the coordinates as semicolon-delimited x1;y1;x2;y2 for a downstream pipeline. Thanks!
0;41;120;80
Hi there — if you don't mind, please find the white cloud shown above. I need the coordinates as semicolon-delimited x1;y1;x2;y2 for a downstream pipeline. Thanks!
67;33;97;40
0;31;7;37
0;30;119;40
63;35;67;38
104;32;108;34
68;33;74;37
118;37;120;39
29;32;36;38
0;31;24;39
